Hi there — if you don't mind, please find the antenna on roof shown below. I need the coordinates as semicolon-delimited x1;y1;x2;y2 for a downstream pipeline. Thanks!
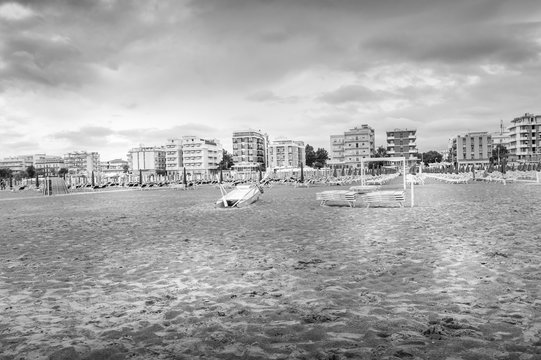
500;119;504;135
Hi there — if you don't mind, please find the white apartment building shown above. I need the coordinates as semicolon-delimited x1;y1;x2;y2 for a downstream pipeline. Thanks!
232;130;268;171
507;113;541;162
100;159;128;175
268;139;305;168
0;155;34;173
450;132;492;166
165;138;184;176
328;135;345;167
127;146;166;173
34;154;65;176
63;151;100;175
343;125;375;168
329;125;375;168
181;136;223;179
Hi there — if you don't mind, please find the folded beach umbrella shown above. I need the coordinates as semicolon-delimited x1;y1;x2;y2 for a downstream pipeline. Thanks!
183;167;187;186
92;170;95;187
219;168;223;184
333;167;337;178
138;169;142;185
36;173;39;188
300;163;304;183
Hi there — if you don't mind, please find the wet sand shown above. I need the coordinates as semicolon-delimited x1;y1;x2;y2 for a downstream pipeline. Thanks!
1;179;540;359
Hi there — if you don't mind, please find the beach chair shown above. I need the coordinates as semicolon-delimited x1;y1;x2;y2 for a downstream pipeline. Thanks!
363;190;405;208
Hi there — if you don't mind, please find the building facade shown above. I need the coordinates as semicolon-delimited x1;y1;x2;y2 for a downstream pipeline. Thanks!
450;132;492;166
329;125;375;168
127;146;166;173
386;128;418;160
328;135;345;167
232;130;268;171
268;139;305;168
180;136;222;179
34;154;65;176
0;155;34;173
63;151;100;175
343;125;375;168
507;113;541;162
100;159;128;176
165;138;184;176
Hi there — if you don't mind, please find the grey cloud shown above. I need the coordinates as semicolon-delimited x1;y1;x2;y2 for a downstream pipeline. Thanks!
246;90;298;103
49;123;221;150
0;1;189;90
50;126;116;148
318;85;380;104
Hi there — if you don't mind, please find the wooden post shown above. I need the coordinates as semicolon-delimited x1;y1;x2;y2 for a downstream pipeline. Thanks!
410;180;414;208
403;159;406;190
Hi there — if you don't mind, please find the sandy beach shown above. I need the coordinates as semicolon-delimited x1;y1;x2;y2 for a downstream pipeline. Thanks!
1;179;540;359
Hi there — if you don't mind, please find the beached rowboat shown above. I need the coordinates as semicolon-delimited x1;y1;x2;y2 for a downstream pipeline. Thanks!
216;184;263;208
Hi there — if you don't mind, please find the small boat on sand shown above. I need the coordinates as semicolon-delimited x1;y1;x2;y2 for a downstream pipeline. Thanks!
216;184;263;208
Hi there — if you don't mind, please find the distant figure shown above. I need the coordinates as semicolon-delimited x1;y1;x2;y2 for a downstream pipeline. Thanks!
0;179;5;190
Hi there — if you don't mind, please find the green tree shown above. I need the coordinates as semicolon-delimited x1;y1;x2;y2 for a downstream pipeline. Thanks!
0;168;12;178
375;146;388;158
156;169;167;176
58;168;69;177
122;164;129;173
305;144;317;167
422;151;443;166
218;149;234;170
370;146;389;169
490;144;508;165
313;147;329;169
26;165;36;178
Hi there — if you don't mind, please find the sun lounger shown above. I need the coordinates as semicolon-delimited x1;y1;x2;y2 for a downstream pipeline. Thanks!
363;190;405;208
349;185;379;194
316;190;357;207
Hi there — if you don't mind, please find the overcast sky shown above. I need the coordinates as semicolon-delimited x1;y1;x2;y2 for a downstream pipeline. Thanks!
1;0;540;160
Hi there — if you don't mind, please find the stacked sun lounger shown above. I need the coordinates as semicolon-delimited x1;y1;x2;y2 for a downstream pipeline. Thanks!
363;190;405;208
423;173;471;184
349;185;379;194
316;190;358;207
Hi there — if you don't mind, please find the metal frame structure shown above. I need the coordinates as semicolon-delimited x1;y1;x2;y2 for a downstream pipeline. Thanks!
360;157;407;190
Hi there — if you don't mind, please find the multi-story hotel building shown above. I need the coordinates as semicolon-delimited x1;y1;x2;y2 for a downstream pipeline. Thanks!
450;132;492;166
63;151;100;175
180;136;222;179
343;125;375;168
100;159;128;176
34;154;65;176
268;139;305;168
386;128;418;161
127;146;166;173
328;135;345;167
0;155;34;173
329;125;375;168
165;138;184;176
507;113;541;162
232;130;268;171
